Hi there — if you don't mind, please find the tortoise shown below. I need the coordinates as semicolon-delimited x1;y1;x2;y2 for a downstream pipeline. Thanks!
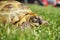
0;1;48;28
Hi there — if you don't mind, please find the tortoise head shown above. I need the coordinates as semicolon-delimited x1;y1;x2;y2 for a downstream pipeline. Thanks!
29;16;42;27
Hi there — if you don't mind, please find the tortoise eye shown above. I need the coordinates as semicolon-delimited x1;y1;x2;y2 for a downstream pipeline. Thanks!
4;4;13;8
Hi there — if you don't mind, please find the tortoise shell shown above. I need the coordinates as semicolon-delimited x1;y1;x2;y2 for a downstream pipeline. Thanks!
0;1;42;28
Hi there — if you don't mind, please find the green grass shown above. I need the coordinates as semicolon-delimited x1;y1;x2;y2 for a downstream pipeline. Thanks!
0;4;59;40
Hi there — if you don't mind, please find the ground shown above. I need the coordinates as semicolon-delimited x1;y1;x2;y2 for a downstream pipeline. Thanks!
0;4;59;40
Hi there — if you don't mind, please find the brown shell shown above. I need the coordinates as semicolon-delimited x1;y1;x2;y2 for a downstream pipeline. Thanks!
0;1;42;28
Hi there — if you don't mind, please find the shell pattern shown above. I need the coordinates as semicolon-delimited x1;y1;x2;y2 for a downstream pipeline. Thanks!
0;1;42;28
